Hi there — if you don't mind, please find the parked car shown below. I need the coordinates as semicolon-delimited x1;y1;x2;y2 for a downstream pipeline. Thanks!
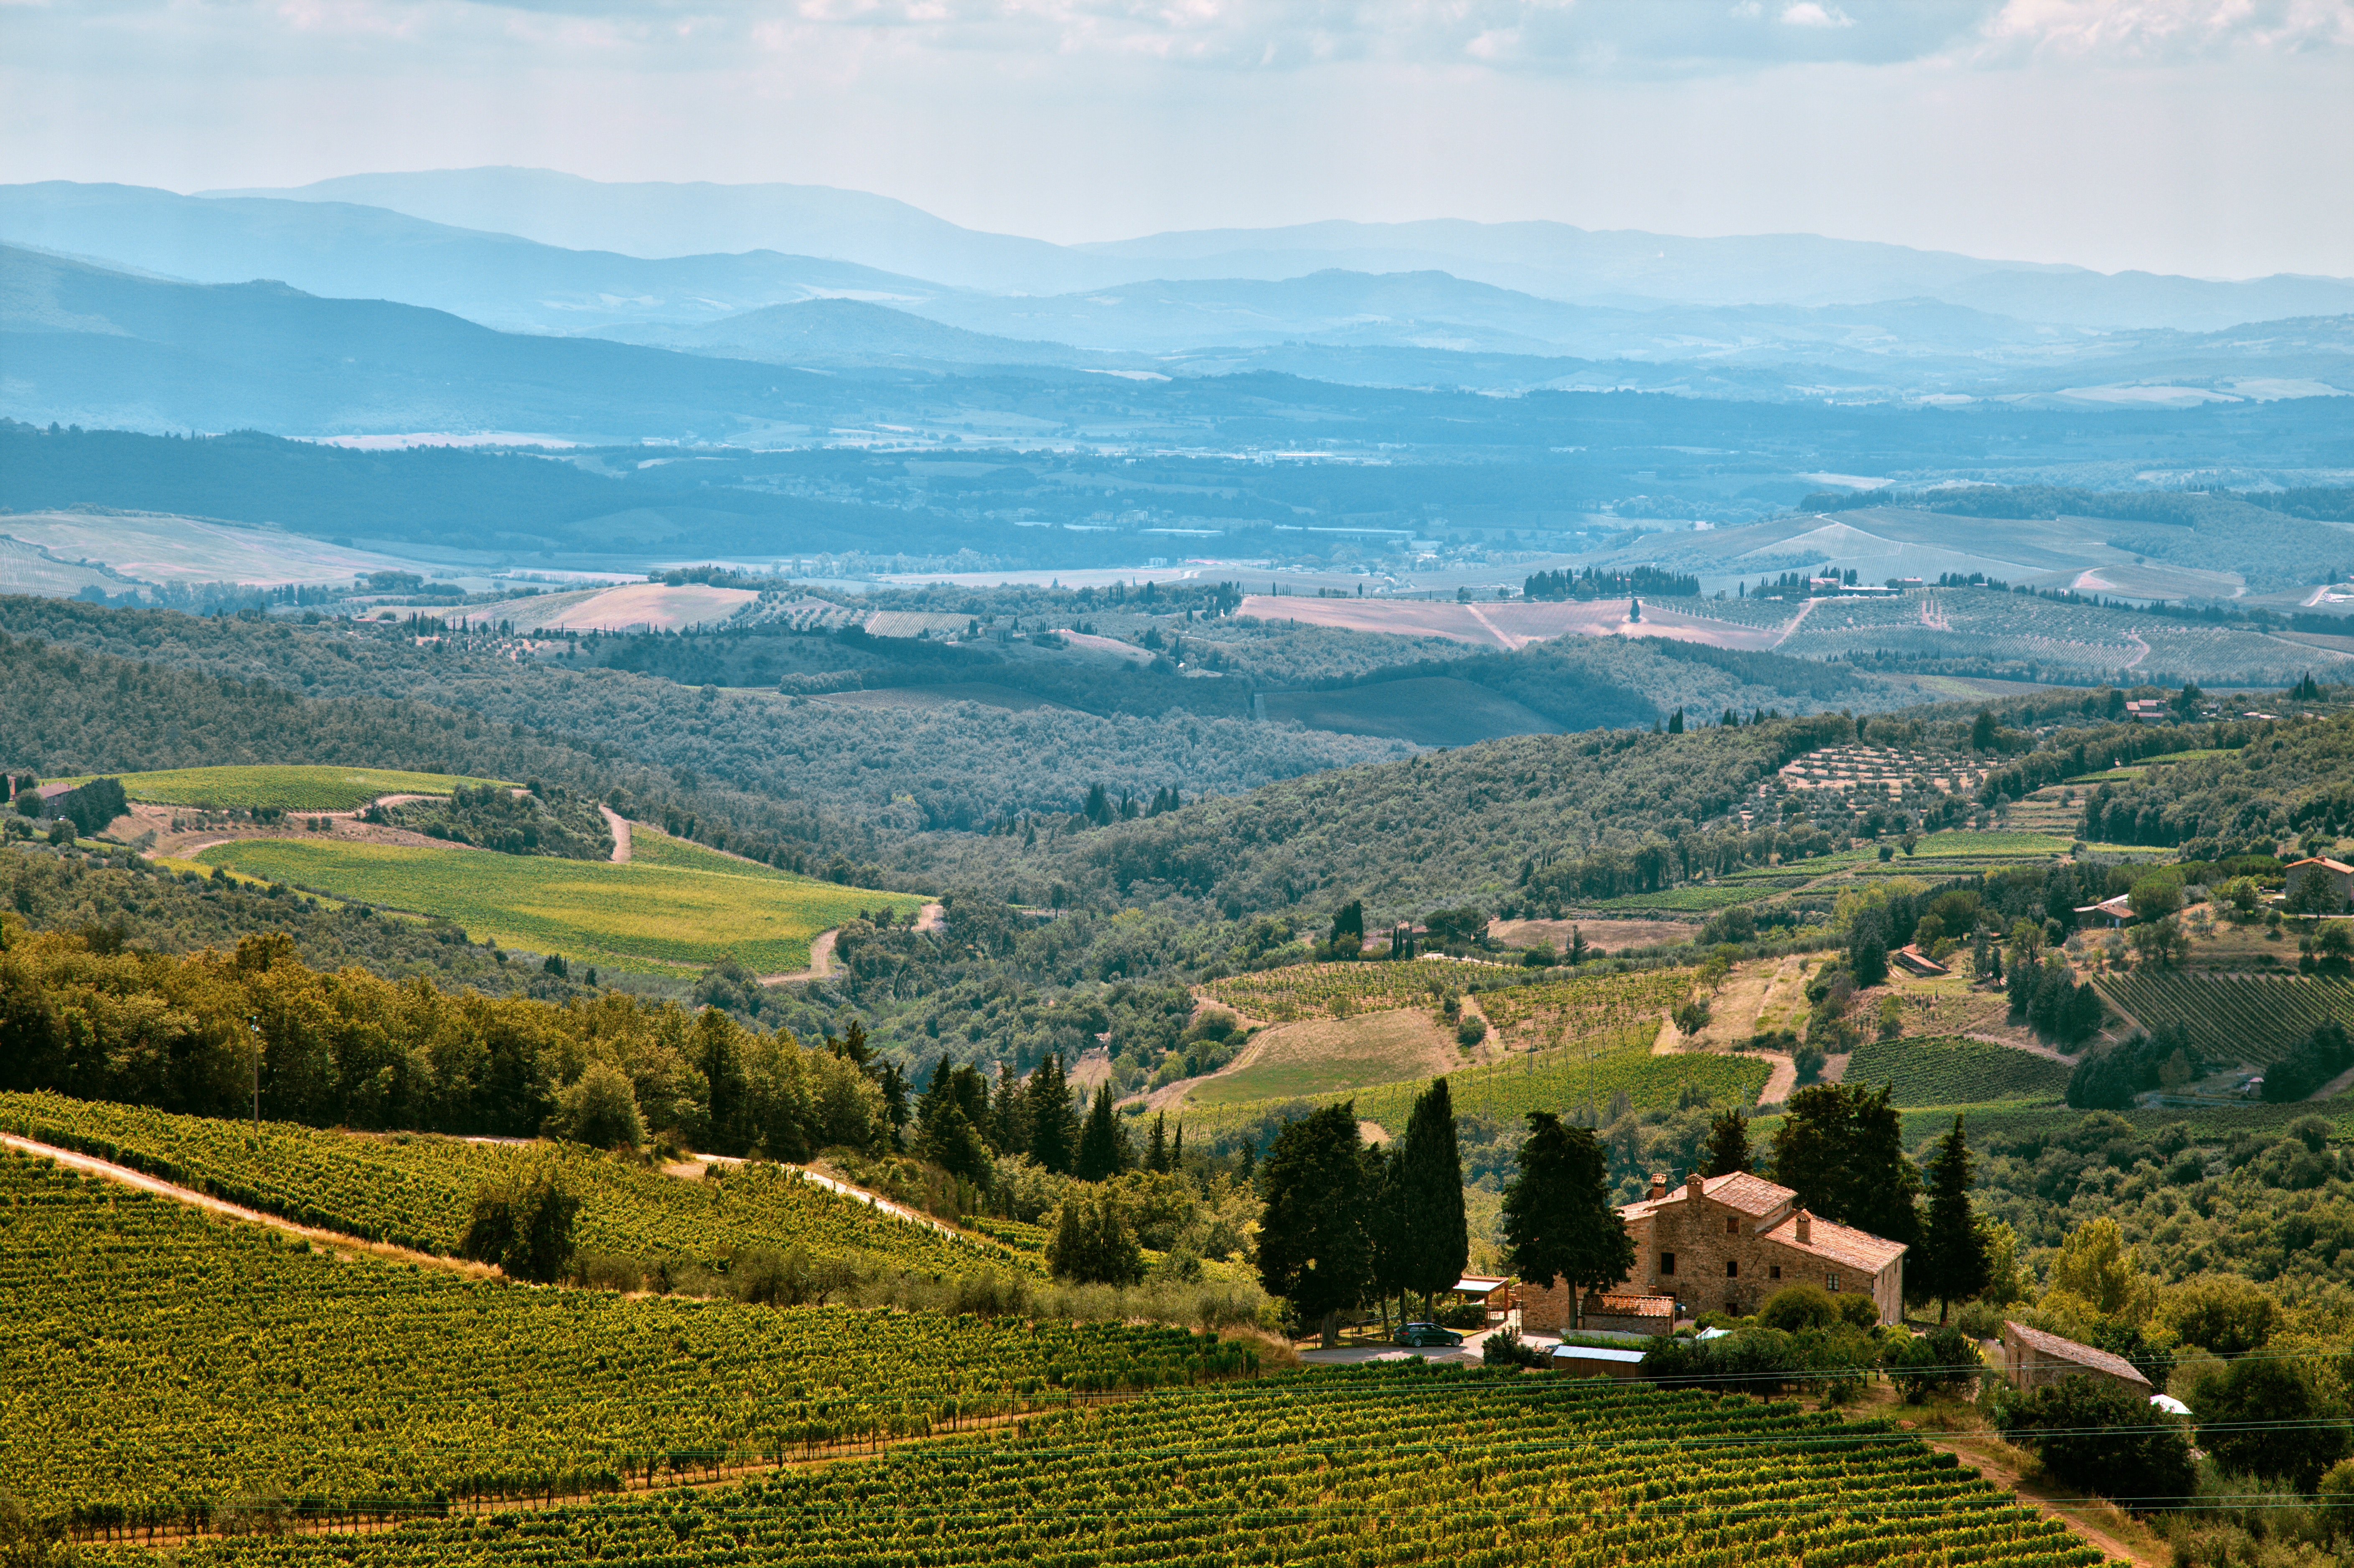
1396;1322;1464;1347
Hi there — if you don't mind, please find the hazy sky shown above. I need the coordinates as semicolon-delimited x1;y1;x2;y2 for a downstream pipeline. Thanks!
3;0;2349;277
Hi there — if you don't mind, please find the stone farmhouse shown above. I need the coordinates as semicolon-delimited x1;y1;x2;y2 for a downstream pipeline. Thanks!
1523;1171;1907;1331
1997;1321;2152;1395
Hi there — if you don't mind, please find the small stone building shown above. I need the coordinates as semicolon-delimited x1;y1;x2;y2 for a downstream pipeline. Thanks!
1998;1321;2152;1395
1623;1172;1907;1326
1518;1287;1673;1337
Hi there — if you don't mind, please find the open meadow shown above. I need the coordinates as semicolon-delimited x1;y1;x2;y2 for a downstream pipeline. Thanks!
196;827;921;973
48;763;511;811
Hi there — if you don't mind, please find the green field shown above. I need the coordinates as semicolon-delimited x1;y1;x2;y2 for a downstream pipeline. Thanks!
48;764;511;811
2064;749;2229;785
0;1092;1024;1275
90;1362;2105;1568
1841;1035;2074;1107
195;828;921;973
3;1149;1237;1532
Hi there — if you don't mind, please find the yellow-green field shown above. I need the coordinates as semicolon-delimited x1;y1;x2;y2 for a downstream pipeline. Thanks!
195;828;922;974
48;765;512;811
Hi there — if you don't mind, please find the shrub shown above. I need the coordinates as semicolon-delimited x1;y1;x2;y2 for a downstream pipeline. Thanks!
1993;1374;2194;1509
2158;1276;2279;1357
1886;1323;1978;1402
1482;1327;1549;1368
1454;1016;1488;1047
459;1163;582;1284
1757;1284;1838;1332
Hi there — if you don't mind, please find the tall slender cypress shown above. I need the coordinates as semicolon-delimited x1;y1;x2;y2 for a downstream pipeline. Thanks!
1398;1078;1469;1320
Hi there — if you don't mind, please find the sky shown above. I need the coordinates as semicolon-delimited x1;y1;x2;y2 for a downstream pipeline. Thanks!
2;0;2349;279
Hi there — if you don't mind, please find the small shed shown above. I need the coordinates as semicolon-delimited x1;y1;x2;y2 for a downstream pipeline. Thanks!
1452;1275;1510;1319
1551;1344;1647;1380
1999;1321;2152;1395
1892;945;1948;976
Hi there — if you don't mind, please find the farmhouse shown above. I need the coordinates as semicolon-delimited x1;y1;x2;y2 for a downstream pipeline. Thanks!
2073;893;2137;929
1520;1172;1907;1330
2283;857;2354;908
1997;1321;2152;1395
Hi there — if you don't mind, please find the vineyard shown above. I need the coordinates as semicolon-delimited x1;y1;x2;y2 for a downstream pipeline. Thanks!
1840;1036;2074;1107
195;833;922;974
42;765;511;811
2;1151;1247;1535
76;1363;2108;1568
1180;1033;1769;1140
1475;968;1692;1046
0;1093;1030;1276
2097;972;2354;1067
1202;957;1548;1023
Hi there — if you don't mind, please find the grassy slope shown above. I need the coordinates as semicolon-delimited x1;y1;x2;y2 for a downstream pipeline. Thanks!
1841;1034;2073;1107
195;826;922;973
44;763;514;810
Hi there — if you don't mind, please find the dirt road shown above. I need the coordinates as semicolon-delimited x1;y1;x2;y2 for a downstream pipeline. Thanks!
600;806;632;863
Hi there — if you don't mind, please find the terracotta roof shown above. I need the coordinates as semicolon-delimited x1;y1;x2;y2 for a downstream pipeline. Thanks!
1704;1172;1799;1217
1760;1211;1908;1273
2004;1321;2151;1388
2287;858;2354;876
1621;1170;1796;1222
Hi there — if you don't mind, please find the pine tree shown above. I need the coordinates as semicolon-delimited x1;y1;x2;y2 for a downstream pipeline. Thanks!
1702;1110;1751;1177
1667;707;1684;734
1170;1121;1184;1169
1916;1114;1990;1320
989;1065;1031;1157
1398;1078;1468;1319
1146;1111;1169;1174
1360;1141;1408;1336
1768;1082;1922;1251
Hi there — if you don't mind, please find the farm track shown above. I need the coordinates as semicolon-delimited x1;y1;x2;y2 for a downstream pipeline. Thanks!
759;928;838;986
1770;597;1822;648
600;805;632;863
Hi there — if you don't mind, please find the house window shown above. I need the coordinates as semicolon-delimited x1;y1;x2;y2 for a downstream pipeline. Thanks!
1726;1218;1739;1235
1769;1265;1781;1281
1726;1260;1738;1279
1826;1274;1840;1293
1660;1251;1676;1278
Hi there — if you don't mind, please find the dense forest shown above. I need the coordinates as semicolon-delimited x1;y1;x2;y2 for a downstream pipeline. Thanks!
2073;714;2354;852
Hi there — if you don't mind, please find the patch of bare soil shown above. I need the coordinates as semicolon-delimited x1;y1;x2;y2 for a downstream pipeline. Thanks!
130;801;450;860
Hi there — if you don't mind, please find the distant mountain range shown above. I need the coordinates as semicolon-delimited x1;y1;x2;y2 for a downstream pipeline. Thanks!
3;173;2349;422
205;167;2354;332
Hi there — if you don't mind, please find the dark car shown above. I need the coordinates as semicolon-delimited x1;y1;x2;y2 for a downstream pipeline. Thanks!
1395;1322;1464;1347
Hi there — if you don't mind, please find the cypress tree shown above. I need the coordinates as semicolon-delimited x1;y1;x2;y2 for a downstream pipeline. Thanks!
1027;1055;1077;1174
1256;1103;1370;1347
1702;1110;1752;1177
1500;1113;1632;1331
1146;1111;1169;1174
1398;1078;1468;1319
1074;1082;1126;1182
1917;1114;1990;1320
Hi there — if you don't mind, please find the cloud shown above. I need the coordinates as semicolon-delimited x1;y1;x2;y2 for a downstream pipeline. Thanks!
1975;0;2354;60
1778;3;1856;25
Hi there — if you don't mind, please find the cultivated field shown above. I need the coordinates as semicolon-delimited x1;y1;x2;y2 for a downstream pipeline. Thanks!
2097;971;2354;1067
86;1362;2109;1568
0;509;428;589
195;828;921;973
5;1149;1230;1532
1260;676;1562;746
1234;594;1792;652
1841;1034;2074;1106
811;682;1074;714
0;1092;1019;1274
45;764;508;811
1184;1009;1467;1106
451;582;759;633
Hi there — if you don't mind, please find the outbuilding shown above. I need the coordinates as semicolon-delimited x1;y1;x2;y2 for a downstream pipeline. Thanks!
1998;1321;2152;1395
